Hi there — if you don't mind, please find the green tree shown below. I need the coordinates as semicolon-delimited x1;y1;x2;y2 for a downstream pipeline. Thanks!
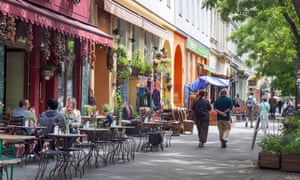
203;0;300;95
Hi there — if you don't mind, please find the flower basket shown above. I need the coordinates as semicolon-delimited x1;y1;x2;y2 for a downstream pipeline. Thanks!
258;152;280;169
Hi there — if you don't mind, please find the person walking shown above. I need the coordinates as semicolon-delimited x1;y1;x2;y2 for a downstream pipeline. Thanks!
277;99;283;115
258;98;270;136
214;89;233;148
269;95;277;119
246;92;257;128
192;90;211;148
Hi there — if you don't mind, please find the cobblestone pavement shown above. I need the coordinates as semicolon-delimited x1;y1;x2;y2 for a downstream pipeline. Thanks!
11;121;300;180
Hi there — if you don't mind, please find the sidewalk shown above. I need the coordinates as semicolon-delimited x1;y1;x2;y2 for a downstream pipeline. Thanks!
12;121;300;180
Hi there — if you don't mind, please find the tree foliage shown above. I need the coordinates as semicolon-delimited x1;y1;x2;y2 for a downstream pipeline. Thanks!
202;0;300;95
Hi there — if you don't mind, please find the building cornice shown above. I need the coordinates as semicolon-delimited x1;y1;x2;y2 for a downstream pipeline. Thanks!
114;0;176;31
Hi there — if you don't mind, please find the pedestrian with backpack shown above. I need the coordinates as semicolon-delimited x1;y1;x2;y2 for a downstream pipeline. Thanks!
246;92;257;128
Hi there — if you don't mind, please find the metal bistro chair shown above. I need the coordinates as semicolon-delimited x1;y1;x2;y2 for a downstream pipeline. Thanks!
5;116;33;163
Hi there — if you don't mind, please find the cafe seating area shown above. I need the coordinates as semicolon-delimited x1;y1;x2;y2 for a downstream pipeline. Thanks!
0;106;196;180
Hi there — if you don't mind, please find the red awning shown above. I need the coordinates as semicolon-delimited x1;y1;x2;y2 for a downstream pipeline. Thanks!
0;0;112;47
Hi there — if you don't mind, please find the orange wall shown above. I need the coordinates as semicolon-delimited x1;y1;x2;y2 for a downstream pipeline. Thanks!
173;32;186;107
94;47;110;113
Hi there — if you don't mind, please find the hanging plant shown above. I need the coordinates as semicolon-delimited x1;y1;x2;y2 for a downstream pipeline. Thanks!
40;65;56;80
25;24;33;52
130;49;143;77
141;61;152;76
166;83;173;91
8;16;16;44
88;42;96;69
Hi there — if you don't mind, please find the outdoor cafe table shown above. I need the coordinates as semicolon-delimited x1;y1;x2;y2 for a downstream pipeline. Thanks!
47;133;87;178
47;133;86;149
0;134;36;180
79;128;111;168
109;126;135;138
81;115;107;128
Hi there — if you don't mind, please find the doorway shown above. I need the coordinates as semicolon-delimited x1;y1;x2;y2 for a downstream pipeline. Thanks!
5;51;25;110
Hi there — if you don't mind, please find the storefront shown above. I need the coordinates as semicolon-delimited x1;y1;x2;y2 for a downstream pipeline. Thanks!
0;0;112;115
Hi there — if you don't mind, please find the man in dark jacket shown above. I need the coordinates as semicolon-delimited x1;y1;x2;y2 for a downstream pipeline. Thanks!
214;89;233;148
37;98;66;150
192;90;211;148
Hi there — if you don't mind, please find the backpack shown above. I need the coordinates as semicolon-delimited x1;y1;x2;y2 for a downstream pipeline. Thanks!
246;97;253;109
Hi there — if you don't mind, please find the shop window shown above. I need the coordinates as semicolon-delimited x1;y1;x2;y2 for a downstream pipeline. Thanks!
144;31;160;62
58;37;75;108
131;25;140;53
117;19;127;46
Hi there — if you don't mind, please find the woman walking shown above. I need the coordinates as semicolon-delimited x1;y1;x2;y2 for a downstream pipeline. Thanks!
258;98;270;136
192;90;211;148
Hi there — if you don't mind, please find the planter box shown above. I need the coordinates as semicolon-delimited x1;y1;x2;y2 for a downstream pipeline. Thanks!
258;152;280;169
281;154;300;172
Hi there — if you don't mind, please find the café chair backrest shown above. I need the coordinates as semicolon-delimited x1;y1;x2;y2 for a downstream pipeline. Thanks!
9;116;25;126
9;116;27;135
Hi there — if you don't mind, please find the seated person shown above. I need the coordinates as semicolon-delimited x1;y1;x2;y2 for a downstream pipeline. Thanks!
37;98;66;150
122;102;134;120
61;97;81;133
103;112;114;127
12;99;36;135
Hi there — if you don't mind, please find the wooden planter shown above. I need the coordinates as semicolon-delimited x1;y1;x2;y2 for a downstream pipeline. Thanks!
258;152;280;169
281;154;300;172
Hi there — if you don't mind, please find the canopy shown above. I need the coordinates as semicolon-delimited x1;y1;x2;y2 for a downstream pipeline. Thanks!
0;0;112;46
189;76;230;92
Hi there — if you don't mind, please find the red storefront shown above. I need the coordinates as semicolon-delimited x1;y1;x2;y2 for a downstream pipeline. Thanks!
0;0;112;115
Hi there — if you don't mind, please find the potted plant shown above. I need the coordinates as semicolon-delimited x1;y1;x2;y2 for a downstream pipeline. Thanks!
257;134;281;169
280;129;300;172
117;70;131;84
40;65;56;80
166;82;173;91
155;52;163;60
160;58;171;65
130;50;143;77
103;103;113;115
141;61;152;76
117;56;129;71
165;73;172;83
113;45;129;71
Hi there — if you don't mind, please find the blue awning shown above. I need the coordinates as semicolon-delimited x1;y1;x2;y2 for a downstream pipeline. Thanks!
189;76;230;92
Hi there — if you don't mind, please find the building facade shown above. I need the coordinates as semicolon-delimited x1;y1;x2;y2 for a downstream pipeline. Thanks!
0;0;112;116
